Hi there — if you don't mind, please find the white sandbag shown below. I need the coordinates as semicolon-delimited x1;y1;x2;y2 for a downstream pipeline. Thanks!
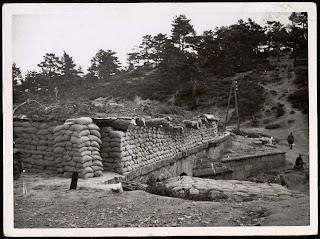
75;117;92;125
94;171;103;177
89;130;101;138
69;124;88;132
87;123;100;130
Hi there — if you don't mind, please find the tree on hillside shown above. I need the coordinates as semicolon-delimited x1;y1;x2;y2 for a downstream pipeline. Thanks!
288;12;308;64
60;51;81;76
139;35;153;66
244;18;266;54
38;53;62;78
150;33;168;66
127;52;140;70
171;14;196;52
88;49;121;80
191;30;217;73
12;62;23;86
266;21;289;61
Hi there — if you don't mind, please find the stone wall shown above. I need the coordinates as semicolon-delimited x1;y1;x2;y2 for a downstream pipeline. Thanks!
215;151;286;180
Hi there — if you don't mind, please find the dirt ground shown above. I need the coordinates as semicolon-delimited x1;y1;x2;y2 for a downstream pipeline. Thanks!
13;170;309;229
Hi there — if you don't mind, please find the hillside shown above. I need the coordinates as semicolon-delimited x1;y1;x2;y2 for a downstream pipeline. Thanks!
14;52;308;129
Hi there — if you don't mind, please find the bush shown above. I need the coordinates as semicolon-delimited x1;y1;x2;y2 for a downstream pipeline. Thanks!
153;104;184;115
263;118;271;124
288;89;308;112
276;107;285;117
265;123;281;129
290;110;296;114
288;119;295;124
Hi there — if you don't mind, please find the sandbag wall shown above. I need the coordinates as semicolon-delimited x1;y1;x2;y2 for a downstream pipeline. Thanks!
13;117;104;179
13;119;62;171
97;117;219;174
53;117;104;179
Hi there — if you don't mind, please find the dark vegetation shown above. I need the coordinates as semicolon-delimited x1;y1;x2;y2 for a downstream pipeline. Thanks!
13;12;308;120
265;123;281;129
288;67;309;114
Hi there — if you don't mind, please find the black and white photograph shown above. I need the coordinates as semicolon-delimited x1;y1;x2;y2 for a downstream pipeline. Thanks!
3;2;317;237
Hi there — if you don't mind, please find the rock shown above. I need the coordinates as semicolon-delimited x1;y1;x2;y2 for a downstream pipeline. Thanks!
189;188;200;196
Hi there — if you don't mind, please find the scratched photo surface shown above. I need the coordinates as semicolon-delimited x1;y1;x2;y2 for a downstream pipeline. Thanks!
3;2;317;237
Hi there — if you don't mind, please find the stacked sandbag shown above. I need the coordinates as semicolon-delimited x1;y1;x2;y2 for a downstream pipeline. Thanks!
53;117;103;179
82;116;219;175
105;129;127;174
100;126;113;171
13;119;58;170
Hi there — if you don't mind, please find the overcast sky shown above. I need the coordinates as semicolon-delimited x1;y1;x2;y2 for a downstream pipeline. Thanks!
11;3;293;75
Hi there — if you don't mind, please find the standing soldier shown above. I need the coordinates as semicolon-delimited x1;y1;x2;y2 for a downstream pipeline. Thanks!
287;132;294;149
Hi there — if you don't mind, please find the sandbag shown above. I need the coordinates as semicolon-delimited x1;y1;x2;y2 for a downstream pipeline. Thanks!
91;165;104;171
90;141;100;148
92;160;104;166
80;150;91;156
75;117;92;125
21;121;32;128
89;130;101;138
109;130;125;139
13;127;24;133
54;147;65;154
54;125;64;133
88;123;100;130
109;119;136;131
82;166;94;174
38;129;50;135
78;141;91;147
81;172;94;179
73;129;91;137
73;156;91;163
65;118;76;124
30;134;40;141
91;155;102;161
94;171;103;177
88;135;102;145
69;124;88;132
70;136;90;144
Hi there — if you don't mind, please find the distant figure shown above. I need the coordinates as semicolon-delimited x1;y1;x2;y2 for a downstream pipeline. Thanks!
294;154;304;170
280;175;289;188
287;132;294;149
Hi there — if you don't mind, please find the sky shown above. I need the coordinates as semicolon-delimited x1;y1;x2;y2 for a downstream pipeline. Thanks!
11;3;293;76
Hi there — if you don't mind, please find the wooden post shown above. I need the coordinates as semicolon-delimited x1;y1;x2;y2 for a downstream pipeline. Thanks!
223;80;234;131
234;79;240;129
70;172;78;190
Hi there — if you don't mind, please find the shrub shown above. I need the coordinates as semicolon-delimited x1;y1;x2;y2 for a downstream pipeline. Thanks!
263;118;271;124
290;110;295;114
288;119;295;124
153;104;184;115
265;123;281;129
288;89;308;112
276;106;285;117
